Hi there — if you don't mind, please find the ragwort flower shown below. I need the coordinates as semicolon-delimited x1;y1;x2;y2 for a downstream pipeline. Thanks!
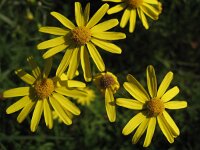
3;57;86;132
116;65;187;147
93;72;120;122
103;0;162;32
37;2;126;82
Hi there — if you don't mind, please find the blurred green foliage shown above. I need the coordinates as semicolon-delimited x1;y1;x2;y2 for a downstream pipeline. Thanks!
0;0;200;149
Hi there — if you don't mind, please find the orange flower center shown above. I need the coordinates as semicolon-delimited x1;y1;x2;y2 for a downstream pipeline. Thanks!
71;27;91;45
34;78;54;99
126;0;143;8
146;98;164;117
100;74;116;89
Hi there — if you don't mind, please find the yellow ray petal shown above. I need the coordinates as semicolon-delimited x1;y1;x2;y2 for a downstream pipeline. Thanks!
137;8;149;29
37;36;66;50
43;44;68;59
120;8;131;28
146;65;157;98
53;93;80;115
157;72;173;98
164;101;187;109
141;3;159;20
15;69;35;85
66;47;80;79
75;2;84;26
31;100;43;132
49;96;72;125
43;98;53;129
6;96;30;114
92;32;126;40
43;58;52;78
90;19;119;33
143;0;159;5
27;56;41;78
157;115;174;143
17;100;35;123
143;117;156;147
105;88;116;122
122;112;146;135
55;87;87;98
39;26;69;35
163;111;180;137
50;11;75;29
86;4;109;28
56;47;74;77
107;3;126;14
116;98;144;110
67;80;86;88
84;3;90;23
129;9;137;33
91;38;122;54
86;42;105;71
3;87;30;98
81;46;92;82
132;118;149;144
161;86;179;102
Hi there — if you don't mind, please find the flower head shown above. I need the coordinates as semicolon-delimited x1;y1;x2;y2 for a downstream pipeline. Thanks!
37;2;126;82
2;56;86;132
103;0;162;32
93;72;120;122
116;65;187;147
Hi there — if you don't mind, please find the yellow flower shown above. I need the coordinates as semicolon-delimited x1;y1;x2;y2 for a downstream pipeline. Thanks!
75;87;96;106
103;0;162;32
52;110;73;123
116;65;187;147
2;56;86;132
37;2;126;82
93;72;120;122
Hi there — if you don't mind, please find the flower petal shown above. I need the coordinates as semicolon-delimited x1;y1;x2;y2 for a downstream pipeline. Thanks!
43;44;68;59
116;98;144;110
137;8;149;29
107;3;126;14
84;3;90;23
105;88;116;122
15;69;35;85
3;87;30;98
43;57;52;78
55;87;87;98
164;101;187;109
157;115;174;143
146;65;157;98
49;96;72;125
143;0;159;5
122;112;146;135
51;11;75;29
53;93;80;115
161;86;179;102
140;3;159;20
39;26;69;35
157;72;173;98
92;32;126;41
75;2;84;26
37;36;66;50
86;4;109;28
90;19;119;33
143;117;156;147
91;38;122;54
120;8;130;28
43;98;53;129
86;42;105;71
27;56;41;78
31;100;43;132
129;9;137;33
6;96;30;114
81;46;92;82
163;111;180;137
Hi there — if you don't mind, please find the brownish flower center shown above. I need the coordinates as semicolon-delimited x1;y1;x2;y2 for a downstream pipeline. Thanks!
71;27;91;45
146;98;164;117
100;74;115;89
126;0;143;8
34;78;54;99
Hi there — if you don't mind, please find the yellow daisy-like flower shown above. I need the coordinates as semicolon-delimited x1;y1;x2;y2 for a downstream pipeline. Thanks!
93;72;120;122
116;65;187;147
37;2;126;82
2;56;86;132
75;87;96;106
103;0;162;32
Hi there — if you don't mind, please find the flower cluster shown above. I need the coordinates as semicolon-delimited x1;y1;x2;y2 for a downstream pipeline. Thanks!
1;1;188;148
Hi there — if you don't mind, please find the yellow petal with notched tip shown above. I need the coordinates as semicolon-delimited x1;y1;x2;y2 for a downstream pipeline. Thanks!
129;9;137;33
120;8;131;28
75;2;84;26
107;3;126;14
116;98;144;110
43;98;53;129
39;27;69;35
146;65;157;98
92;32;126;41
164;101;187;109
3;87;30;98
161;86;179;102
